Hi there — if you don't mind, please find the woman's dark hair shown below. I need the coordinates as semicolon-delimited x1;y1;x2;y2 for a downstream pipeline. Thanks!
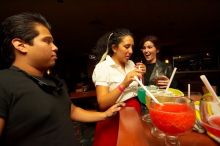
139;35;160;50
0;12;51;69
91;28;133;63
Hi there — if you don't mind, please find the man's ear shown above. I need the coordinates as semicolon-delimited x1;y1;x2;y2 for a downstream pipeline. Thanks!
11;38;27;53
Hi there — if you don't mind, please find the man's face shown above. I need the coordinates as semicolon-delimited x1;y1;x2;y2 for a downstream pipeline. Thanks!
26;24;58;70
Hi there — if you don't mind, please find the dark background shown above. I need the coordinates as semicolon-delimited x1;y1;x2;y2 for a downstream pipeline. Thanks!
1;0;220;92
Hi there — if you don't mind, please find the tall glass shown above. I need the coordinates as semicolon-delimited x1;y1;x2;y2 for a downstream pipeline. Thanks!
187;92;204;133
149;97;195;146
153;69;168;89
137;86;153;124
183;91;202;101
138;86;159;125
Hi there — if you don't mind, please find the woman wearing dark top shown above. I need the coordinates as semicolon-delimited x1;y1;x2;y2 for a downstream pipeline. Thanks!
139;35;175;88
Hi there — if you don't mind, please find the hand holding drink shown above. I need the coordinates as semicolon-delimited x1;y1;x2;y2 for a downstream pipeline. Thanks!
135;62;146;75
155;75;169;89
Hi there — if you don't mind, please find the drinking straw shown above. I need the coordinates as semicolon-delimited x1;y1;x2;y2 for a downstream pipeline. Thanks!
165;67;177;92
188;84;190;99
134;76;160;104
138;65;143;83
200;75;220;103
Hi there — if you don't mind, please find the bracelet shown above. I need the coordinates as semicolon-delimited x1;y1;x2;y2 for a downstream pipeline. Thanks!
117;85;125;92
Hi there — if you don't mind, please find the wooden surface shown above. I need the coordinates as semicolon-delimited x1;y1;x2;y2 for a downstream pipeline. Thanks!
117;107;149;146
117;107;219;146
142;122;219;146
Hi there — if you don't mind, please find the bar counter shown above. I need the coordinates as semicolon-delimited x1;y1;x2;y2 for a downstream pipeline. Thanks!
117;107;219;146
143;122;218;146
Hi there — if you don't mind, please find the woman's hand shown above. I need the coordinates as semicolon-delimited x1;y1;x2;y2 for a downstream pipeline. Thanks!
104;102;126;118
155;75;169;89
135;62;146;75
121;69;143;87
119;63;146;91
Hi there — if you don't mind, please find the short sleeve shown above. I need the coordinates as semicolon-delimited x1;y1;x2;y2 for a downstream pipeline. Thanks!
92;63;109;86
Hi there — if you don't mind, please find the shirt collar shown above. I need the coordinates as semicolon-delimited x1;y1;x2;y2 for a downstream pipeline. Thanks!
105;55;118;67
105;55;131;68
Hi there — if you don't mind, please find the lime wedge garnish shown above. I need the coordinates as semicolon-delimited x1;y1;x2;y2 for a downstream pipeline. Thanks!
168;88;184;97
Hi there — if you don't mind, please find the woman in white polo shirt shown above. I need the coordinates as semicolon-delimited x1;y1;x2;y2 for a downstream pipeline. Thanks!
92;28;145;146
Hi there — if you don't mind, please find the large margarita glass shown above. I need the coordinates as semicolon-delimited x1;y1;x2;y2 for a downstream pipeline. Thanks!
200;97;220;141
149;97;195;146
149;89;178;139
138;86;185;139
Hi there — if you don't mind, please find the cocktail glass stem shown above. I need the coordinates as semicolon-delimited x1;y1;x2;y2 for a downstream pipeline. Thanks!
142;113;151;124
165;135;180;146
150;126;166;139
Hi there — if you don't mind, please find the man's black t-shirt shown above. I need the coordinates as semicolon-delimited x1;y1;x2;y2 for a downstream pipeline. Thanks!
0;67;80;146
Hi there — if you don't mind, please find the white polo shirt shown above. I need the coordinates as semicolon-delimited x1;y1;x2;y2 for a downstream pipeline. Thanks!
92;55;138;102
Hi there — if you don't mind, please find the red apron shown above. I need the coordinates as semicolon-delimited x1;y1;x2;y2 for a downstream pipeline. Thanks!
93;97;141;146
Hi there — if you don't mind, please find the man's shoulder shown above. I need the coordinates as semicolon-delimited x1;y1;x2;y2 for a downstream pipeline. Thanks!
0;69;17;90
0;68;23;81
0;69;13;77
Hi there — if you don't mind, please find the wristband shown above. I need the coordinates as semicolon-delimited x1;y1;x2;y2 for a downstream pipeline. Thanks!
117;85;125;92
